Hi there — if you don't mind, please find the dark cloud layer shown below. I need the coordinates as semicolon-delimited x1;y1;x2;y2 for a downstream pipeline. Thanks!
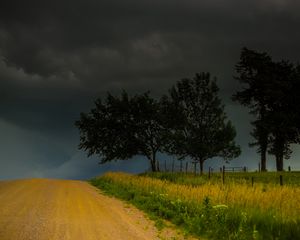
1;0;300;179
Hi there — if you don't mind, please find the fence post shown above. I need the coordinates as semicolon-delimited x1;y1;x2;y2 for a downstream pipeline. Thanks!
280;175;283;186
157;161;160;172
208;167;211;180
251;176;254;187
258;163;261;172
288;166;291;172
222;165;225;184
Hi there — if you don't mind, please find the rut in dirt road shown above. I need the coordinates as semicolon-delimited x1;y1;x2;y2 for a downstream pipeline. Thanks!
0;178;161;240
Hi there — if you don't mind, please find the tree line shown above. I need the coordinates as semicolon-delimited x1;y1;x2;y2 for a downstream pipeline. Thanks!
76;48;300;172
233;48;300;171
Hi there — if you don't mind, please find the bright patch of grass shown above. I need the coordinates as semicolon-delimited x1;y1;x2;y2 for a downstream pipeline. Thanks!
91;172;300;240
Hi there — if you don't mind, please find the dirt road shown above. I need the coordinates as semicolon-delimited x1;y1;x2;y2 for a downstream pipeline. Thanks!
0;178;180;240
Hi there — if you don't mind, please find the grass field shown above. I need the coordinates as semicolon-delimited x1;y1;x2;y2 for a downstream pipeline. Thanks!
91;171;300;240
142;171;300;186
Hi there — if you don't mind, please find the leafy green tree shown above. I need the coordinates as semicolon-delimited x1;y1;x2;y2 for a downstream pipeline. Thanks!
264;60;300;170
75;91;168;172
233;47;272;171
233;48;300;171
160;94;187;161
163;73;241;174
130;92;170;171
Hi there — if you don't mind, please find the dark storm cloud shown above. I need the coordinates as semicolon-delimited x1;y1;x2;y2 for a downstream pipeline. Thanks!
2;0;300;81
1;1;299;77
2;0;300;95
1;0;300;179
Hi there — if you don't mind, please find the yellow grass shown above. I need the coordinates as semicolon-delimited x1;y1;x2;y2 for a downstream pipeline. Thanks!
102;172;300;221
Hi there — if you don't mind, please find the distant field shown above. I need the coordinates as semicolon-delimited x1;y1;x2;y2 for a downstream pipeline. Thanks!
142;171;300;186
91;172;300;240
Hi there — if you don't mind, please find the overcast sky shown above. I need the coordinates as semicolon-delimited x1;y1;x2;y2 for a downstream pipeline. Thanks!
1;0;300;180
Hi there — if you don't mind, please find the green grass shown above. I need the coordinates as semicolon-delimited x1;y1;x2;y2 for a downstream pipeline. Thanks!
141;171;300;186
90;172;300;240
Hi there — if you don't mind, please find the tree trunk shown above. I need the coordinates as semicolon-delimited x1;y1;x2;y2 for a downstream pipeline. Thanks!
274;136;284;171
199;159;204;175
149;151;158;172
150;159;157;172
276;153;284;171
260;146;267;171
259;106;268;172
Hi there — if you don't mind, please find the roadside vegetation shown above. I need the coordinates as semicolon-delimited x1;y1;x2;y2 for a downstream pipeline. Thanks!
91;172;300;240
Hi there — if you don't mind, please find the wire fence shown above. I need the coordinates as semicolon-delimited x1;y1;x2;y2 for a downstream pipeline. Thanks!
148;159;300;186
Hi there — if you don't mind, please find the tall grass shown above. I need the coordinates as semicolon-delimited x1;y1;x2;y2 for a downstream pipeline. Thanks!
142;171;300;186
91;172;300;240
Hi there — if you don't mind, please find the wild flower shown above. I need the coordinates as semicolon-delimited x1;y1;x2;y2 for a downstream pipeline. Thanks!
213;204;228;209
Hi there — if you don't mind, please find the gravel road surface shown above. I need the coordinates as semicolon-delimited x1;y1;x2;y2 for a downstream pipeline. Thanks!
0;178;167;240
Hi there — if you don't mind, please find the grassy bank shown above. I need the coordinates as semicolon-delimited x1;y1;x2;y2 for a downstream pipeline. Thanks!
91;172;300;240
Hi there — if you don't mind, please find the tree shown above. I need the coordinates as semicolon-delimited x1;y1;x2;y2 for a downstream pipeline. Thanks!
130;92;170;171
160;94;187;161
233;48;300;171
163;73;241;174
75;91;168;172
264;60;300;171
233;47;273;171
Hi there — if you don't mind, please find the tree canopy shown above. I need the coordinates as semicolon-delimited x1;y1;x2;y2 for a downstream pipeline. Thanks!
163;73;241;173
76;48;300;173
76;73;241;173
233;48;300;171
75;91;169;171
